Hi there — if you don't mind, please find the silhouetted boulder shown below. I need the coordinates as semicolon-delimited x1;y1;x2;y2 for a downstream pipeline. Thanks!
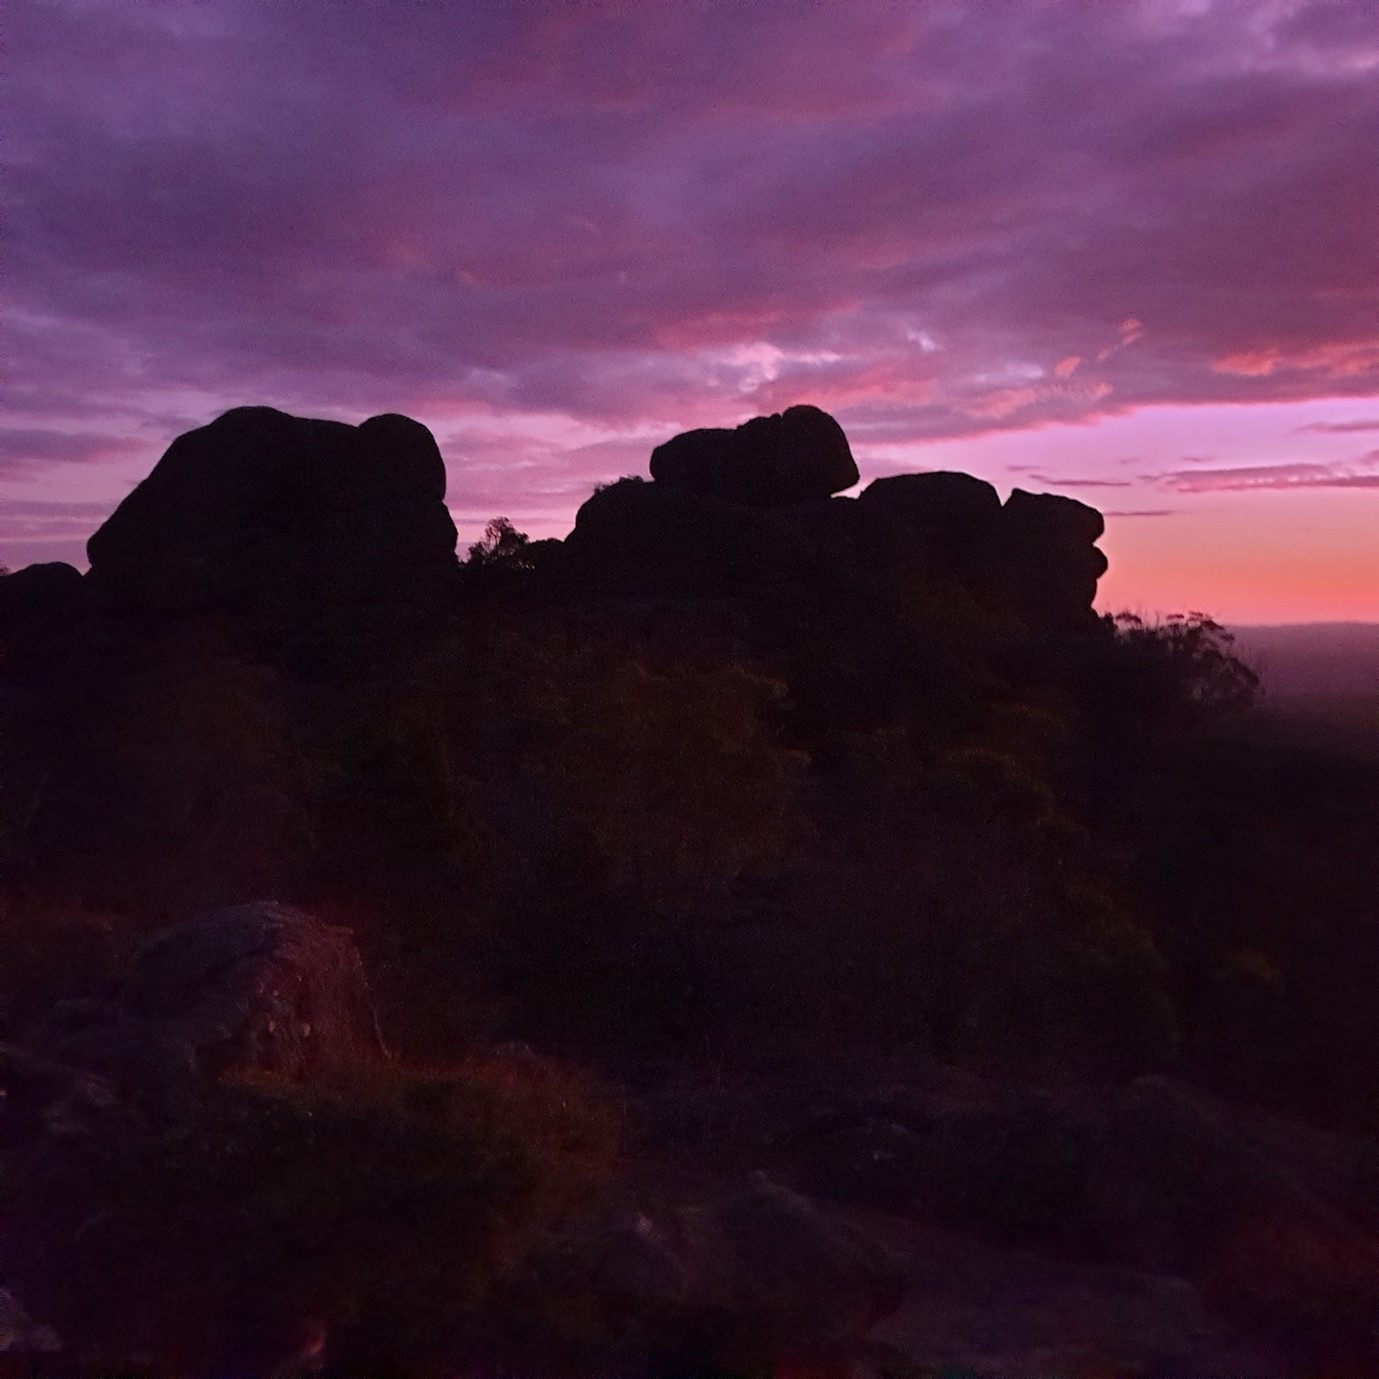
854;476;1109;627
998;489;1109;629
754;495;917;603
0;563;88;666
1004;488;1105;547
562;478;767;597
650;405;858;507
858;472;1002;581
0;562;84;629
84;407;457;627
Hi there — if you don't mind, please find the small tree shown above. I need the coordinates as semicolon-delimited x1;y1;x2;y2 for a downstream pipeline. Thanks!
1082;611;1260;747
465;517;531;569
1111;612;1259;715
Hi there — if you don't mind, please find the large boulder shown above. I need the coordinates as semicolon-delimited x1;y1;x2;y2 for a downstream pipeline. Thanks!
523;1174;905;1372
0;562;88;667
0;561;84;630
858;472;1003;582
998;488;1109;629
38;902;388;1100
1086;1076;1379;1355
562;477;767;598
650;405;858;507
84;407;458;625
856;477;1108;628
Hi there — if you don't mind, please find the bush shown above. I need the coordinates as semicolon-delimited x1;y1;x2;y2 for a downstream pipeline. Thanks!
6;1049;619;1375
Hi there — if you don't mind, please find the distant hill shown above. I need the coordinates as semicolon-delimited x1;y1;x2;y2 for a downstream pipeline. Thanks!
1228;622;1379;697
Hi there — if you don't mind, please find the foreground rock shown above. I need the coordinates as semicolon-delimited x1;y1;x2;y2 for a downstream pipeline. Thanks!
0;1286;61;1356
511;1173;905;1373
36;901;387;1108
786;1073;1379;1369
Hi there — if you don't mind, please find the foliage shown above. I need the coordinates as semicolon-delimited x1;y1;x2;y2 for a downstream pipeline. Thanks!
823;737;1179;1073
7;1050;619;1375
466;516;532;568
514;640;808;911
1093;611;1260;739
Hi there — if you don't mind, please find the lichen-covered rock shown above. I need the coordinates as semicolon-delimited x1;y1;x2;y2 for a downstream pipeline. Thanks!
121;901;388;1083
34;902;387;1104
650;405;858;507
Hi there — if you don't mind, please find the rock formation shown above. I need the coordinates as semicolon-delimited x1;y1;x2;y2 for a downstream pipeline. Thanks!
83;406;458;627
562;478;769;598
998;488;1110;629
649;404;858;507
520;1173;906;1372
35;902;388;1103
563;406;1108;630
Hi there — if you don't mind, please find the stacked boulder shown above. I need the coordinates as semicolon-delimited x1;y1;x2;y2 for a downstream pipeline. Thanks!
648;404;858;507
858;473;1108;630
564;403;1109;634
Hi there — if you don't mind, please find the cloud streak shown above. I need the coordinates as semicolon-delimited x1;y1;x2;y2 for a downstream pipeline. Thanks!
1151;451;1379;492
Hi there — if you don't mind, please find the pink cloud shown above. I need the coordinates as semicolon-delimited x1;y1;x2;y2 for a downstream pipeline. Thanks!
1296;419;1379;434
1152;451;1379;492
1026;475;1133;489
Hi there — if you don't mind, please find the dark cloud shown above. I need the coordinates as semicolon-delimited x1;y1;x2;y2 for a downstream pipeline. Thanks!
0;427;147;475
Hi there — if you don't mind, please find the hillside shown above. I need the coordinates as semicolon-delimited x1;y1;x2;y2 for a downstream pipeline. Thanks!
1229;622;1379;697
2;404;1377;1377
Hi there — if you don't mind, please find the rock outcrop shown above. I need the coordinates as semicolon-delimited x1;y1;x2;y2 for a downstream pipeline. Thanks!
858;471;1003;582
650;404;858;507
999;488;1109;630
562;478;768;598
0;561;84;629
518;1173;905;1373
785;1073;1379;1362
36;902;388;1103
84;406;458;626
859;473;1107;628
564;406;1108;630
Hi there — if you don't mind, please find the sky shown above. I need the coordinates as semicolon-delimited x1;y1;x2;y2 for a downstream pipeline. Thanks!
4;0;1377;624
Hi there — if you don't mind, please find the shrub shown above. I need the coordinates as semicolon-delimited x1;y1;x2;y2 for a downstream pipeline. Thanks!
6;1049;619;1375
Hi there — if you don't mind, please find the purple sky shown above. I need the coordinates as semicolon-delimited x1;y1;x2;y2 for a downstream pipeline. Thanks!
5;0;1378;622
